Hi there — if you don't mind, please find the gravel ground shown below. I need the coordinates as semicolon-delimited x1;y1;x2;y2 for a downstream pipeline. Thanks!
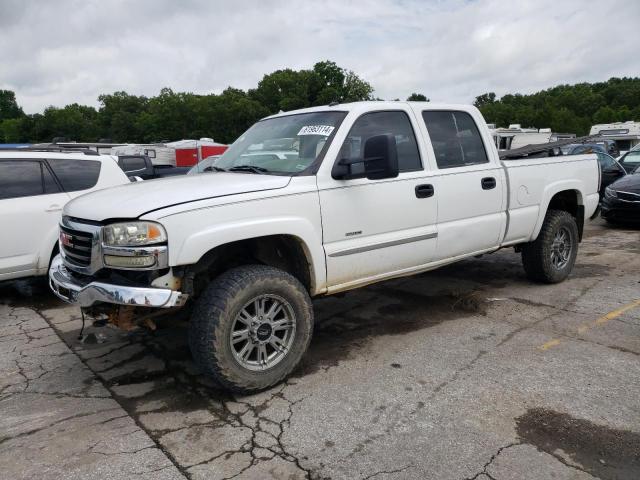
1;218;639;480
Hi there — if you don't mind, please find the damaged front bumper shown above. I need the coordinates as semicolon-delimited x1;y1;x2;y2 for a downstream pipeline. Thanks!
48;255;188;308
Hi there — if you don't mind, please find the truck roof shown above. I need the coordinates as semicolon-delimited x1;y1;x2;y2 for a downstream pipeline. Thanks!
264;101;476;120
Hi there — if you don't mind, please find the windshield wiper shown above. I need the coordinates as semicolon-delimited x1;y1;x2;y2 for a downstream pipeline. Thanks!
228;165;270;174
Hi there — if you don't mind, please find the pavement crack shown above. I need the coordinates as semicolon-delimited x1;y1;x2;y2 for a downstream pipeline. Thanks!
362;464;414;479
463;442;521;480
0;407;122;445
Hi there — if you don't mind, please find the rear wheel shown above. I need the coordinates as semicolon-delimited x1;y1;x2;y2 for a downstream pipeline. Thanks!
521;209;579;283
189;265;313;393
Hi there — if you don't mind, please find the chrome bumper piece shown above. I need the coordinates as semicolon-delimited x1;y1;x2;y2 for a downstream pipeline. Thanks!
48;255;188;308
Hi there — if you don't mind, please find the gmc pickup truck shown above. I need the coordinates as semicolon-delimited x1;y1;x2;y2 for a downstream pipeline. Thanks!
49;102;600;393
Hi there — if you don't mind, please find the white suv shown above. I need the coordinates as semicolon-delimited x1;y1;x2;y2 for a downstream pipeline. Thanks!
0;150;131;281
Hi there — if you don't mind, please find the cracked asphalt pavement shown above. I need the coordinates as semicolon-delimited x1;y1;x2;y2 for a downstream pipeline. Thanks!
1;219;639;479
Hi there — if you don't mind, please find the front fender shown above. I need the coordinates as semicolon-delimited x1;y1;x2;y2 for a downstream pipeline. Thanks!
158;207;327;295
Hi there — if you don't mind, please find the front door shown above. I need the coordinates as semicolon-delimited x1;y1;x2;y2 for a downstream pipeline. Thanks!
318;109;438;291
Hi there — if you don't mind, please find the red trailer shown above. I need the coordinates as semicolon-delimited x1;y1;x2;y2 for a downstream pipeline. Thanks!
167;139;228;167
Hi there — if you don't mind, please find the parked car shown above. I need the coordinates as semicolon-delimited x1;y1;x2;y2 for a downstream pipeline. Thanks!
187;155;221;175
601;169;640;224
0;150;131;282
616;150;640;174
118;155;190;180
49;101;599;393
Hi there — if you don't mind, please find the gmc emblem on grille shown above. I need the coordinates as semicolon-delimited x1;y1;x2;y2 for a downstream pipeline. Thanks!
60;232;73;247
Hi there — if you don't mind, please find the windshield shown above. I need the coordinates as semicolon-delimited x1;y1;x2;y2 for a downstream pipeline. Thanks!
213;111;346;174
188;155;220;175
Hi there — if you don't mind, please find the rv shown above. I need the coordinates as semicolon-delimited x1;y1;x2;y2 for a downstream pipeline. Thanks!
589;121;640;155
490;124;573;151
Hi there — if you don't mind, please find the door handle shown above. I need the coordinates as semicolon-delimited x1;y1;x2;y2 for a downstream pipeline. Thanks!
481;177;496;190
415;184;434;198
45;204;62;212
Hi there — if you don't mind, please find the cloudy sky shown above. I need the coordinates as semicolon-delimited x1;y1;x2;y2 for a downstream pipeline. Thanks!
1;0;639;113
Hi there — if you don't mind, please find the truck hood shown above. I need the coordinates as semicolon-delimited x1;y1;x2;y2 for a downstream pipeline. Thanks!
64;173;291;221
610;174;640;194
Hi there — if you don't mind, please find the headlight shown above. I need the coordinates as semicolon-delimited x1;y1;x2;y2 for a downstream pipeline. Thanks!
103;221;167;246
604;187;616;199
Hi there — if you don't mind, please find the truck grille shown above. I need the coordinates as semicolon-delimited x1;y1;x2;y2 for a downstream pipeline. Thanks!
60;225;94;267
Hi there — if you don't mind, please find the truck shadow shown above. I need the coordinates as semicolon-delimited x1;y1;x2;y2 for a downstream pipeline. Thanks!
1;246;610;401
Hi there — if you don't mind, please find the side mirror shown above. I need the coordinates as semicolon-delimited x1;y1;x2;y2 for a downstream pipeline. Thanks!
332;134;399;180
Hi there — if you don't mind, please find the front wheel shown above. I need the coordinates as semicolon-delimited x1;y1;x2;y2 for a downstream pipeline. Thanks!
189;265;314;394
521;209;579;284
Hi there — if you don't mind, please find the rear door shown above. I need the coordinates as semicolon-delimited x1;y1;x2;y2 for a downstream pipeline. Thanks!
418;109;506;260
0;160;70;279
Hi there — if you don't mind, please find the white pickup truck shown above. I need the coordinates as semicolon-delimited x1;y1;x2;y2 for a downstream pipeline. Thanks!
49;102;600;393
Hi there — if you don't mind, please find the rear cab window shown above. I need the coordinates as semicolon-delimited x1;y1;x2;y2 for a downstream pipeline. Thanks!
120;157;147;173
422;110;489;169
47;159;101;192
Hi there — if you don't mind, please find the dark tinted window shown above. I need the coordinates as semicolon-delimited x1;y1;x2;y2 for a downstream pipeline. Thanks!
596;153;616;170
120;157;147;172
422;111;489;169
42;164;61;193
339;111;421;172
0;161;45;199
48;159;101;192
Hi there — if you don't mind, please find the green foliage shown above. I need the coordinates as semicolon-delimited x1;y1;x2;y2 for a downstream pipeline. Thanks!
476;77;640;135
407;93;429;102
3;69;640;144
0;90;24;121
0;61;373;144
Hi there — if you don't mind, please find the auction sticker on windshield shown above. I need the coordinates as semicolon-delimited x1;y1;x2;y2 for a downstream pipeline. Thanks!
297;125;335;136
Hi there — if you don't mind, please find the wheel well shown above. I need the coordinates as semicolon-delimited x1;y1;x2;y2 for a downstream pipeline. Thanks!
546;190;585;241
187;235;314;297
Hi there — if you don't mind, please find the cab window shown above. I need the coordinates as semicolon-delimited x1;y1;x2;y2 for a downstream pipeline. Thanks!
422;111;489;169
339;111;422;172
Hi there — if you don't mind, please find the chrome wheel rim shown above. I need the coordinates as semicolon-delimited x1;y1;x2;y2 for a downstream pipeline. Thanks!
230;294;297;371
550;226;572;270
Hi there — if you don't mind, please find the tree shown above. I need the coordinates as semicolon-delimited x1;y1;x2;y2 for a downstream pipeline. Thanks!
0;90;24;122
5;67;640;143
474;92;496;108
98;91;148;142
341;70;374;103
406;93;429;101
476;78;640;135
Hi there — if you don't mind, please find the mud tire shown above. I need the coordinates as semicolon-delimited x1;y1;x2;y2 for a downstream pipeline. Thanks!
521;209;579;284
189;265;313;394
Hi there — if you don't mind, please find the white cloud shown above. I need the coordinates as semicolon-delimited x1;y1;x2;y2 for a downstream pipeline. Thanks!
0;0;638;113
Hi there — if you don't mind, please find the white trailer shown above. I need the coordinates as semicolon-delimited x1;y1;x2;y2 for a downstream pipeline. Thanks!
589;121;640;155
